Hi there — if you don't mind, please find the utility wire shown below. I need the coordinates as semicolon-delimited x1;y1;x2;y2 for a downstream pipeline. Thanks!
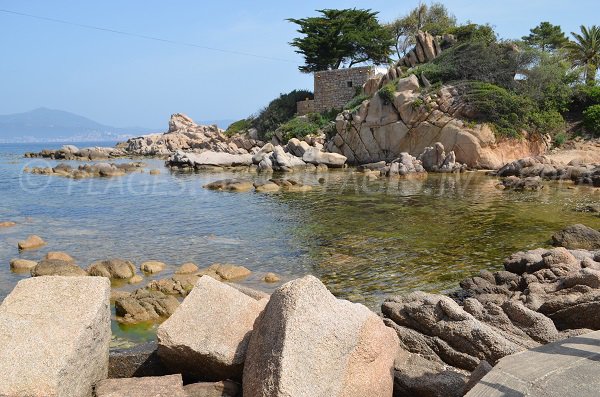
0;8;300;64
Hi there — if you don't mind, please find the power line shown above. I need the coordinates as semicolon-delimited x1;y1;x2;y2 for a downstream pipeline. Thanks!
0;8;300;64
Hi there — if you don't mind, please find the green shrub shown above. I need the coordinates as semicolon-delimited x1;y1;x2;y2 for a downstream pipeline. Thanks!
252;89;313;139
225;118;253;136
553;132;568;147
377;81;396;104
528;110;565;134
276;112;333;142
583;105;600;135
415;41;526;89
460;81;533;138
344;93;370;111
571;85;600;111
445;23;497;45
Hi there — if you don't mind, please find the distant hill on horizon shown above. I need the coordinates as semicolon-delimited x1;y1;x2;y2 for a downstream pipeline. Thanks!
0;108;235;143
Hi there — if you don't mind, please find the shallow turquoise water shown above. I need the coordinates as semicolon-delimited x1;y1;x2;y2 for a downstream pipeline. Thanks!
1;142;599;345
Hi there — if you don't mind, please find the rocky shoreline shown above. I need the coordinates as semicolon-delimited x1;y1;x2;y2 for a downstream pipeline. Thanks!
2;223;600;396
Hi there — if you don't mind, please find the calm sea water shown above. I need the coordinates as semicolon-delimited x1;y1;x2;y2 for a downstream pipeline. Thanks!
1;142;599;345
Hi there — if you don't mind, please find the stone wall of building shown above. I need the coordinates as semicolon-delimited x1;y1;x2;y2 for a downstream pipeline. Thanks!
313;67;374;112
296;99;315;116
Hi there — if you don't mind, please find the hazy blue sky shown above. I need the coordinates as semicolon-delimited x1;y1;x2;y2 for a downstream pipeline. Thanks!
0;1;597;129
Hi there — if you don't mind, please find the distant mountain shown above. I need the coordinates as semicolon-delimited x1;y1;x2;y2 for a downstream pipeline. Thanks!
0;108;155;143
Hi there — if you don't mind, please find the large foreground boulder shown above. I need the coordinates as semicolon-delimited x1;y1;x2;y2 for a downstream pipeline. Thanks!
0;276;111;397
243;275;398;397
157;276;267;381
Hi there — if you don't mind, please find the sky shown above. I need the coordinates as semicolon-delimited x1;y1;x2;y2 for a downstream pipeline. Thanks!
0;0;597;129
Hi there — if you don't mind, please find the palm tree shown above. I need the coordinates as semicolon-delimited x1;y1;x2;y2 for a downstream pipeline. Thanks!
565;25;600;85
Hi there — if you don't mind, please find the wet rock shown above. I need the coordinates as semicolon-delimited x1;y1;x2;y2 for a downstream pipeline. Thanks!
0;276;110;397
204;179;254;192
263;272;280;283
499;176;544;191
115;289;180;324
9;258;37;271
254;181;280;193
269;178;312;192
243;275;398;397
552;224;600;250
31;259;88;277
44;251;74;262
95;374;186;397
176;262;199;274
129;275;144;284
198;263;252;281
141;261;167;274
158;276;267;381
17;235;46;250
149;169;161;175
88;259;137;279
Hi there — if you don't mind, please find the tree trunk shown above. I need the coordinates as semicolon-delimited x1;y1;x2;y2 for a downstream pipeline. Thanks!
586;63;597;86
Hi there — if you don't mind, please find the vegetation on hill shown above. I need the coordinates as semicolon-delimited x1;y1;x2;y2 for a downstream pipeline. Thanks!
288;9;394;73
231;7;600;145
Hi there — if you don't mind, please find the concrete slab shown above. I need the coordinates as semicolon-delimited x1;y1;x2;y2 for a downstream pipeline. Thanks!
466;330;600;397
0;276;111;397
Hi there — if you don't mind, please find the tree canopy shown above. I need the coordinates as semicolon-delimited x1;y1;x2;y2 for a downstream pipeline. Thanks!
564;25;600;85
386;2;456;59
288;8;394;73
522;22;568;52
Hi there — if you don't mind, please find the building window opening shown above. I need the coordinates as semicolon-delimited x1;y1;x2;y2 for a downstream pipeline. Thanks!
346;81;353;88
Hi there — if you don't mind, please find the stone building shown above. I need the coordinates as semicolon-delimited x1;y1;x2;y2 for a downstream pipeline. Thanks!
297;66;375;115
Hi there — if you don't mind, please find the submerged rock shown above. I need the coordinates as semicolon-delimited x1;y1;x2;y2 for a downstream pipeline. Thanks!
0;221;16;228
88;259;137;279
141;261;167;274
499;175;544;191
115;289;180;324
552;224;600;250
9;258;37;271
17;235;46;250
31;259;87;277
204;179;254;192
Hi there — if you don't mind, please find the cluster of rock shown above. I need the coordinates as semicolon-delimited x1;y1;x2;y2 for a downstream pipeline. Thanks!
497;175;544;191
18;256;256;326
24;145;126;160
0;273;400;396
106;275;398;396
24;162;146;178
332;73;546;169
363;32;449;98
381;224;600;396
495;156;600;187
122;114;265;157
167;138;347;172
204;178;314;193
356;141;465;180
